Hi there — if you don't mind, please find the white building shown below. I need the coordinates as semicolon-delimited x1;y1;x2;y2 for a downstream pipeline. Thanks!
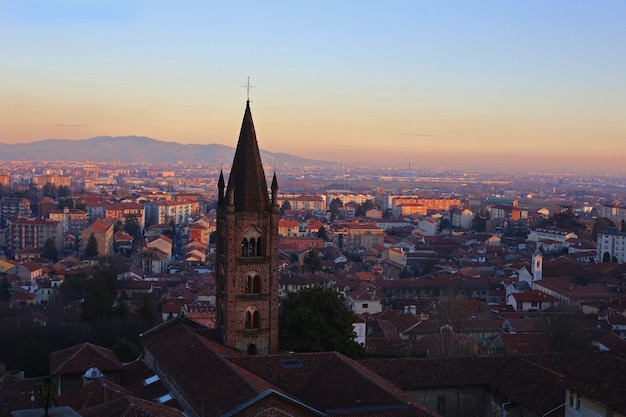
596;227;626;263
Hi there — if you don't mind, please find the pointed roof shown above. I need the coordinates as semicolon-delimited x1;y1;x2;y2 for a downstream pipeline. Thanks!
226;101;271;212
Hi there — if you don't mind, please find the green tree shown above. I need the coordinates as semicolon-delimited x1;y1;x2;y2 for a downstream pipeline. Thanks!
0;277;10;301
280;287;366;359
85;232;99;258
41;238;59;262
471;213;488;232
592;217;616;241
57;185;70;198
112;337;141;362
123;214;143;241
137;293;155;326
540;207;586;236
355;199;376;216
41;182;58;198
303;250;323;272
81;279;112;322
17;338;50;377
317;225;329;241
58;197;75;209
329;198;344;221
280;200;291;215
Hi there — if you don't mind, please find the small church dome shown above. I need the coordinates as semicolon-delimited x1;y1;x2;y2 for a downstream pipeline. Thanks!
83;367;104;379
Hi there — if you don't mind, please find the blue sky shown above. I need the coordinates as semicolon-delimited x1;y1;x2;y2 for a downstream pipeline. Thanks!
1;1;625;173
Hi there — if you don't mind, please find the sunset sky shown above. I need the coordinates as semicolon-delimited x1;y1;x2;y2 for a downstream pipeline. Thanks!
1;1;625;173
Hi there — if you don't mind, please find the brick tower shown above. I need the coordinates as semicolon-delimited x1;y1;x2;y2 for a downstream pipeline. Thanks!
215;100;280;355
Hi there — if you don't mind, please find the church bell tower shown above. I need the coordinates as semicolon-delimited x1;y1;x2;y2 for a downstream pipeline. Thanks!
215;100;280;355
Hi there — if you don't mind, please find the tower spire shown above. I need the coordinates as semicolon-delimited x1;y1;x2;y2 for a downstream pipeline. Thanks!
226;100;270;212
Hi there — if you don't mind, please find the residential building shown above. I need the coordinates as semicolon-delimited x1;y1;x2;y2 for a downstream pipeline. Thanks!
450;207;474;229
596;227;626;263
507;290;558;311
598;204;626;227
145;200;200;226
32;174;72;187
9;217;63;253
0;197;30;226
278;219;299;236
131;247;168;274
105;202;146;230
279;193;326;211
81;218;114;256
331;221;384;252
527;228;578;245
49;207;88;235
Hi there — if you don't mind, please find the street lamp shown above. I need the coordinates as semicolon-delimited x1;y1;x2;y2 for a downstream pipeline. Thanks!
39;376;56;417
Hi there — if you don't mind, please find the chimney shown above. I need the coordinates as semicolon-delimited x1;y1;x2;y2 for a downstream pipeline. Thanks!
410;305;417;315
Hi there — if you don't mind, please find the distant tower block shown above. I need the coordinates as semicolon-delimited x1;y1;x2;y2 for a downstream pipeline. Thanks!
532;249;543;284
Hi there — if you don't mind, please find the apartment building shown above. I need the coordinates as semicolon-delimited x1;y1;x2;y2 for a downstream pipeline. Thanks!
278;194;327;211
32;174;72;187
331;221;384;252
49;208;88;235
81;218;115;256
597;227;626;263
145;200;201;225
598;205;626;227
10;217;63;253
0;197;30;226
105;202;146;230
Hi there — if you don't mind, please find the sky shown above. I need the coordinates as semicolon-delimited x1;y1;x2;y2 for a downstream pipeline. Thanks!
1;1;625;174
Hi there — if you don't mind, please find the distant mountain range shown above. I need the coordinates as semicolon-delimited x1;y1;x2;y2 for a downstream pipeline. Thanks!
0;136;337;167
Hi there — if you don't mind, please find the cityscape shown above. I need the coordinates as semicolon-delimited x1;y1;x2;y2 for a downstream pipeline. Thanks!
1;105;626;416
2;1;626;417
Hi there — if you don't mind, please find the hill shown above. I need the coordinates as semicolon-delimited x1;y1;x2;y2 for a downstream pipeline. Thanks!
0;136;336;167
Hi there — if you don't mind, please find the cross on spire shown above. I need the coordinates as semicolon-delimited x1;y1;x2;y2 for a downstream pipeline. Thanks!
242;77;255;102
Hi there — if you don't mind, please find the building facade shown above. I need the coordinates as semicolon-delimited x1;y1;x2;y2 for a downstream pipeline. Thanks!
597;227;626;264
9;218;63;253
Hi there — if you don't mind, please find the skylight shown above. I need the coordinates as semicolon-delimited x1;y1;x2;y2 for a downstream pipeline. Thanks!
143;374;160;386
280;358;303;369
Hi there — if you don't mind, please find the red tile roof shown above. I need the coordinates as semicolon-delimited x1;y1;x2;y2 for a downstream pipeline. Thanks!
50;343;123;375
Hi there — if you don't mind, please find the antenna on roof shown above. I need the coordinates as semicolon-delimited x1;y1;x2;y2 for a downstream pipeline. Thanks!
241;77;255;102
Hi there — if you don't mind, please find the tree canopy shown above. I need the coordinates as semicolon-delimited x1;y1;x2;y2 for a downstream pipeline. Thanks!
303;250;323;272
42;238;59;262
279;287;366;359
85;232;99;258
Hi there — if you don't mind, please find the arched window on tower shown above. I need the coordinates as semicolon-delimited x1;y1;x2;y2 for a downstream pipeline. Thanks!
252;311;260;328
245;307;260;329
241;227;264;258
245;273;261;294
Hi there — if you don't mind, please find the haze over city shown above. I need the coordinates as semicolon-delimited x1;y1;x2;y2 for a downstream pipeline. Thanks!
1;1;625;173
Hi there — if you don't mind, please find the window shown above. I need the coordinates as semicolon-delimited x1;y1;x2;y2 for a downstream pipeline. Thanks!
241;227;264;257
245;272;261;294
245;308;260;329
362;303;368;309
